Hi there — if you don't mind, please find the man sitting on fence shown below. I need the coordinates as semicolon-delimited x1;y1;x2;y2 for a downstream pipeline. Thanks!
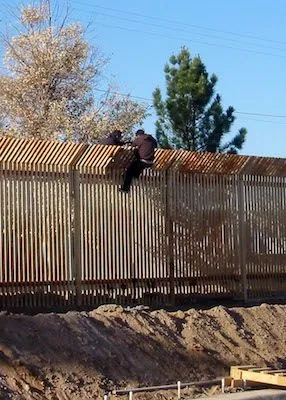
120;129;157;193
99;129;124;146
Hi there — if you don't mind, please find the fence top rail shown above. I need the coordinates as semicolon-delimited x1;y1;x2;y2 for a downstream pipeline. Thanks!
1;136;286;177
0;136;86;167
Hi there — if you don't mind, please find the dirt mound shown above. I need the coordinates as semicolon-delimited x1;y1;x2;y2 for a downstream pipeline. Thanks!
0;303;285;399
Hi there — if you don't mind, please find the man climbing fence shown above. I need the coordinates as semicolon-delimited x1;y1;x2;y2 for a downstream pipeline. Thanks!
120;129;157;193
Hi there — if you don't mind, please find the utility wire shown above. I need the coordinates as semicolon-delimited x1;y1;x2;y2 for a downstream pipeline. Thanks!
1;2;285;59
240;117;286;125
1;1;286;124
90;22;286;59
235;111;286;118
94;88;286;121
2;0;285;53
75;2;286;47
73;8;286;53
94;88;153;102
3;0;285;49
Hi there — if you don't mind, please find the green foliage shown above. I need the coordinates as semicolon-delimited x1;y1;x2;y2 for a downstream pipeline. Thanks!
153;47;247;153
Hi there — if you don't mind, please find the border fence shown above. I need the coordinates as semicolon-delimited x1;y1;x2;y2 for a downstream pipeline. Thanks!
0;136;286;311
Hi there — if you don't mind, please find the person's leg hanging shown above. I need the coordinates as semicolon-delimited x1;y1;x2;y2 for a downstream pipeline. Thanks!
120;160;140;192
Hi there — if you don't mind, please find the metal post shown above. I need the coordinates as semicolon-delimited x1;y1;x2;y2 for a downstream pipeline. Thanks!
221;378;225;393
70;168;82;307
67;145;88;308
166;170;175;303
177;380;181;399
238;175;248;302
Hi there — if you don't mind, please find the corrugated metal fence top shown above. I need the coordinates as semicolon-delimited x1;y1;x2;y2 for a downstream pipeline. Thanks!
1;136;286;176
0;136;86;167
76;143;134;171
69;142;286;176
156;150;286;176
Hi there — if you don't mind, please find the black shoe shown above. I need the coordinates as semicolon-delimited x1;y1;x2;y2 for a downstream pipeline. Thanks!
119;187;130;193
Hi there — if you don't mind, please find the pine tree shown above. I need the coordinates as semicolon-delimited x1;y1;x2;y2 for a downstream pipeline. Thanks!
153;47;246;153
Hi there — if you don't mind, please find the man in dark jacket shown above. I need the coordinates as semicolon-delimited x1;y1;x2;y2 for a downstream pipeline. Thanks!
99;129;124;146
120;129;157;193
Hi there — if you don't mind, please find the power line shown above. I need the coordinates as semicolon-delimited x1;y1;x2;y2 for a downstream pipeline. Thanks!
2;0;285;49
90;22;286;59
74;9;286;53
75;2;286;47
1;1;285;59
236;111;286;118
1;2;286;125
94;88;286;121
72;5;286;57
2;0;286;54
240;117;286;125
94;88;153;102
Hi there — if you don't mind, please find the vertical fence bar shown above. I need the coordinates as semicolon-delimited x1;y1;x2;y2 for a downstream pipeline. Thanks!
165;169;175;303
238;175;247;302
70;166;82;307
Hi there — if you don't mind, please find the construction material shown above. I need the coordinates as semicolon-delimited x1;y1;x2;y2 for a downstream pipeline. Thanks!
230;366;286;388
106;366;286;399
201;389;286;399
108;378;227;398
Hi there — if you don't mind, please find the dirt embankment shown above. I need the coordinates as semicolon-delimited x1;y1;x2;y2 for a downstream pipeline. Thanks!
0;303;285;399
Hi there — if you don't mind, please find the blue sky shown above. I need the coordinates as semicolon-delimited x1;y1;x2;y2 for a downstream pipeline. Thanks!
1;0;286;157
